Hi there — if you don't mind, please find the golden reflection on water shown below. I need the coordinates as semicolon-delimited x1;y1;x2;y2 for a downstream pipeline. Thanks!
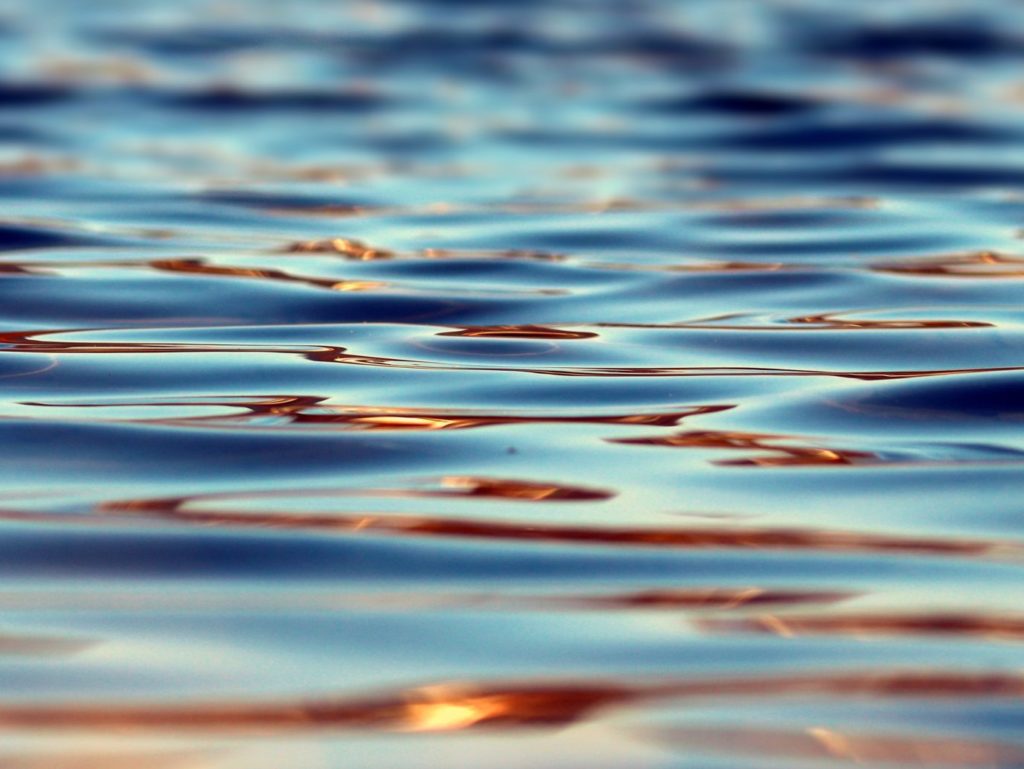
148;257;387;293
610;429;880;466
284;238;393;260
873;251;1024;278
20;395;730;433
0;671;1023;734
0;495;1010;562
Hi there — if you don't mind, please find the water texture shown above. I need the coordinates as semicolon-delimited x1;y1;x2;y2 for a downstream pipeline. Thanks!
1;0;1024;765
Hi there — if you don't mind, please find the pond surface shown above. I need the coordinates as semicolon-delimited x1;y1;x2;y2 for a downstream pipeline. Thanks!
2;0;1024;766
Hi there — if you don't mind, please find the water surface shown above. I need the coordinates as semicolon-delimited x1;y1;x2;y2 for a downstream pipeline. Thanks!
2;1;1024;766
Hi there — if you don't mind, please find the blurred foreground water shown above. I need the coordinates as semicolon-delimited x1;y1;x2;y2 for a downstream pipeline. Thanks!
1;0;1024;766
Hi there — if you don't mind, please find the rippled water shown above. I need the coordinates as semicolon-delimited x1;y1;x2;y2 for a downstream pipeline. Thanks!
3;0;1024;765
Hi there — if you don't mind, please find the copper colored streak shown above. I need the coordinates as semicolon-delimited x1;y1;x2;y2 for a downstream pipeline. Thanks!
437;325;599;340
436;476;612;501
611;429;879;466
148;258;384;292
156;410;695;432
0;262;50;276
0;329;346;358
602;314;991;330
96;475;614;511
0;671;1023;734
702;612;1024;642
873;251;1024;278
553;587;857;610
650;726;1024;766
30;395;729;432
607;314;992;331
283;238;393;260
321;405;731;433
82;501;1010;560
0;683;633;733
324;415;493;431
594;260;791;274
2;340;320;355
43;357;1024;383
1;329;1021;382
786;312;992;330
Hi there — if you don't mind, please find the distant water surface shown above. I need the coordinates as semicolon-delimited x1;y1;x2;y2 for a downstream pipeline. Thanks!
1;0;1024;766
